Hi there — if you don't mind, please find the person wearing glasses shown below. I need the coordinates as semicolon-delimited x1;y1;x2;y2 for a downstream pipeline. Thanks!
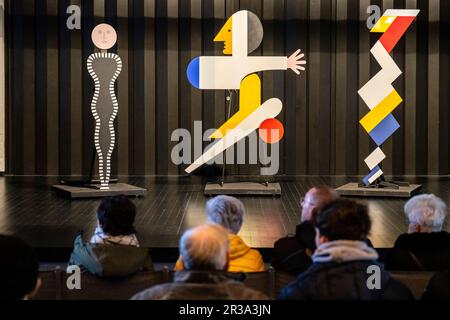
271;186;338;275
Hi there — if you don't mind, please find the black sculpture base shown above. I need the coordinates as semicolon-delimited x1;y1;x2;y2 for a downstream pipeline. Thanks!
204;182;281;196
52;183;147;199
335;181;421;198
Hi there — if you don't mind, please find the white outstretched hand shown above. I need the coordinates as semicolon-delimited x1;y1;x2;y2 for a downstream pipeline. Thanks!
287;49;306;75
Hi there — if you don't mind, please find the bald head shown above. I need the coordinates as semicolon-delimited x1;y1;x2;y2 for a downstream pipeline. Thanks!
301;186;338;223
179;224;229;271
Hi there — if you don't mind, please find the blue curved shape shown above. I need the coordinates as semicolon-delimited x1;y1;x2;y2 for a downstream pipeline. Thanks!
186;57;200;89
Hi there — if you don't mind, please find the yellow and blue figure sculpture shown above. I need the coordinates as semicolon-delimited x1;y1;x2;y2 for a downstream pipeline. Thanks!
358;9;419;186
186;10;306;174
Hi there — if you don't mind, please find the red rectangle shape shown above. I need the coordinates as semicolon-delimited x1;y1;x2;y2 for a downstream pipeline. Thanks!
379;16;415;53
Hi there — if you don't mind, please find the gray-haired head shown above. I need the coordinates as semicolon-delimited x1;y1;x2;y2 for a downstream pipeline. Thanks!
179;224;229;271
404;194;448;233
206;195;244;234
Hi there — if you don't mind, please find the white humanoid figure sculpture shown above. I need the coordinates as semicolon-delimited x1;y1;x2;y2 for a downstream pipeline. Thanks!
87;24;122;190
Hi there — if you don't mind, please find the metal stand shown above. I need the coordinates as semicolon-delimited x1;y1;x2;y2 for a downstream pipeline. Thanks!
53;146;146;199
220;90;234;187
336;174;421;198
204;89;281;196
357;175;412;189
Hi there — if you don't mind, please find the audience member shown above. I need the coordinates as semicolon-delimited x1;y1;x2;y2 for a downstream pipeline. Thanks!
175;195;264;272
385;194;450;271
69;195;153;277
271;186;338;275
0;235;41;300
279;199;413;300
132;224;269;300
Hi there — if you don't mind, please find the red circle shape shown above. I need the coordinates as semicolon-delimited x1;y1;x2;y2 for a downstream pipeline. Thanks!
259;118;284;144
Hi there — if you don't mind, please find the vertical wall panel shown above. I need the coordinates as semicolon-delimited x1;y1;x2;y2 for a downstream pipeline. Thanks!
439;0;449;174
155;0;169;175
58;0;71;175
9;0;24;174
0;0;5;173
23;0;35;175
144;0;156;175
404;0;417;175
335;0;347;175
129;0;146;175
5;0;449;177
286;0;308;175
345;0;359;175
46;0;58;175
81;0;94;176
69;0;82;175
294;0;309;175
415;0;429;175
35;0;47;174
167;0;179;175
308;0;321;175
117;0;129;175
427;0;439;175
319;0;332;174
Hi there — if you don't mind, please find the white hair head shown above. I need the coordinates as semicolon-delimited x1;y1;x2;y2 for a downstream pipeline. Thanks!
404;194;448;232
206;195;244;234
179;224;229;271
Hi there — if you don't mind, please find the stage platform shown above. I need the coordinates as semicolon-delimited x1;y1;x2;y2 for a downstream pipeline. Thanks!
204;182;281;196
336;182;422;198
51;183;147;199
0;176;449;251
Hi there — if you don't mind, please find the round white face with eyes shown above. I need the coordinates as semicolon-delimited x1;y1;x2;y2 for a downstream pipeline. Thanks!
91;23;117;50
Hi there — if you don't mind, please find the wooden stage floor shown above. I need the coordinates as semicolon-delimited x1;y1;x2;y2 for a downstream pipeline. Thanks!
0;176;449;249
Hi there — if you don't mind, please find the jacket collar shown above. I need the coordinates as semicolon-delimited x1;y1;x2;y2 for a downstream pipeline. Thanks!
312;240;378;263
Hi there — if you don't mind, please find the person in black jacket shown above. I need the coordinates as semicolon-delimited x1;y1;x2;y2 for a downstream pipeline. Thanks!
0;235;41;300
385;194;450;271
271;186;338;275
279;199;413;300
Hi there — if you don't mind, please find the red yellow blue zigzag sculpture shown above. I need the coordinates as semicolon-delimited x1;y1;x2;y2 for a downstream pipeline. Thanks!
358;9;419;186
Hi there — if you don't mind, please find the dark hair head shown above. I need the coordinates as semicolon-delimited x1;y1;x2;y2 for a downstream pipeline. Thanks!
97;195;137;236
0;235;39;300
314;199;371;241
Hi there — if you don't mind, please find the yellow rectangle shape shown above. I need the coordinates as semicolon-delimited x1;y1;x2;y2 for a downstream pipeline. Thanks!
371;16;396;33
360;90;403;133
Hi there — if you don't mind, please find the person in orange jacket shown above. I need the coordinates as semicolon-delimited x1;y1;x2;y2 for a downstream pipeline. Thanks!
175;195;264;273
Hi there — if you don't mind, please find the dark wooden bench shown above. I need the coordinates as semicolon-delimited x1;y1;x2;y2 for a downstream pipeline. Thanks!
33;268;170;300
390;271;434;300
33;267;295;300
